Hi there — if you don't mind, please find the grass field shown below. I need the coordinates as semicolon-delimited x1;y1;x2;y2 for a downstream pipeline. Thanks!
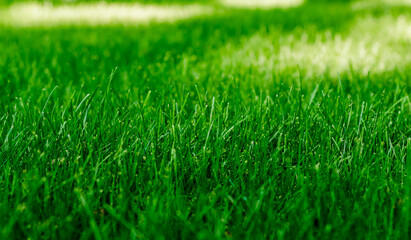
0;0;410;239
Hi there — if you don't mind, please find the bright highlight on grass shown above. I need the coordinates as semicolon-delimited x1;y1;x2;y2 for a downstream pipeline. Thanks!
217;14;411;77
0;3;214;27
0;0;306;27
353;0;411;9
220;0;303;8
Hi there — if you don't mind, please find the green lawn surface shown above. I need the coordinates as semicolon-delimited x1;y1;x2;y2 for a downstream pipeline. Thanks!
0;1;410;239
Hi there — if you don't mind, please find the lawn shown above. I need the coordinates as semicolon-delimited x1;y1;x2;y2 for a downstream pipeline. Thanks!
0;0;410;239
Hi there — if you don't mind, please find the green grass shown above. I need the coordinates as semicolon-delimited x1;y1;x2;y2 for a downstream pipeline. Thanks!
0;1;410;239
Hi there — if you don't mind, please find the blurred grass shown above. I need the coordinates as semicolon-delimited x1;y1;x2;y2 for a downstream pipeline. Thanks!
0;0;214;5
0;0;354;5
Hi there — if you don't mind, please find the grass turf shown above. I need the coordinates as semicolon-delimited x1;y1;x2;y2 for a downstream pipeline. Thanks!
0;1;410;239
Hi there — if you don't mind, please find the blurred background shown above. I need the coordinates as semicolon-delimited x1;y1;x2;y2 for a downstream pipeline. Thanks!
0;0;410;104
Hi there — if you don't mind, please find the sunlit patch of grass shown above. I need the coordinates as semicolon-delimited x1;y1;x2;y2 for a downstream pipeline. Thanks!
352;0;411;9
220;0;303;9
0;2;214;27
214;13;411;78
